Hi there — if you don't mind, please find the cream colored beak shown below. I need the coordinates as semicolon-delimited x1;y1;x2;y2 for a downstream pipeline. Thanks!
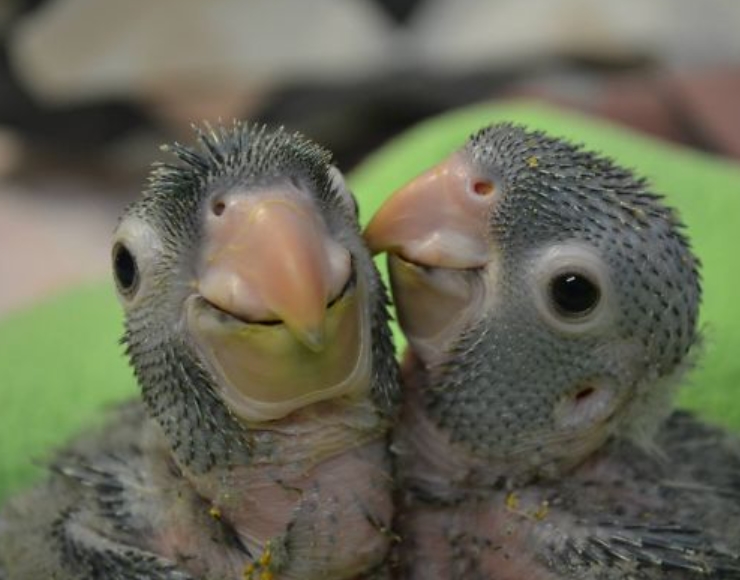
364;153;497;269
198;187;351;351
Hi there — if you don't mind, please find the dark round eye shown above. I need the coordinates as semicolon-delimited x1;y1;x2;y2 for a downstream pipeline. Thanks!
113;242;139;297
549;272;600;318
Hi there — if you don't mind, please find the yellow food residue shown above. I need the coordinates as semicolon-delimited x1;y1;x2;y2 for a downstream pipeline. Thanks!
505;492;549;521
533;501;550;521
243;542;274;580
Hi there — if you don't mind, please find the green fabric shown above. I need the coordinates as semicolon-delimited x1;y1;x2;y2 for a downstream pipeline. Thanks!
0;287;133;500
1;102;739;503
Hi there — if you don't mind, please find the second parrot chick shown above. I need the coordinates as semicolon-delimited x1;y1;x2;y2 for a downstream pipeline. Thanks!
366;124;740;579
0;123;398;580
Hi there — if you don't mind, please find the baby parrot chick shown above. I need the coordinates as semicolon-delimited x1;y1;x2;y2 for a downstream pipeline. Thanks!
365;123;740;579
0;123;399;580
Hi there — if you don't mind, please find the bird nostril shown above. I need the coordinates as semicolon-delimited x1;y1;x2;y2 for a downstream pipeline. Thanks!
574;386;596;403
212;200;226;216
472;180;495;196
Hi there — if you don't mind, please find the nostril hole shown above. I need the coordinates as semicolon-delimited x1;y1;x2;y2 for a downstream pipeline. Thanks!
212;200;226;216
472;180;495;196
574;386;595;403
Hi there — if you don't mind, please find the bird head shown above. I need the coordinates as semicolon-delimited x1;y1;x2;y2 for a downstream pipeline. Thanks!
365;123;701;477
113;123;397;472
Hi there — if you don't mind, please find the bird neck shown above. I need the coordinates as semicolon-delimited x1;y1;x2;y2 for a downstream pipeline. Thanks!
394;351;606;500
237;396;389;466
394;351;504;501
172;396;390;556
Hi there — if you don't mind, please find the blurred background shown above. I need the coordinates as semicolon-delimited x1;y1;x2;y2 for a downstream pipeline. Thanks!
1;0;740;316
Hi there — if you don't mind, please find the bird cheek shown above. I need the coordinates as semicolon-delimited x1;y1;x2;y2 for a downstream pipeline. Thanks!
185;282;372;422
387;255;488;365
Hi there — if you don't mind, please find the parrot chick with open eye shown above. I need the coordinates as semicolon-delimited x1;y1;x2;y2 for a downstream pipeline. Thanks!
0;123;399;580
365;123;740;579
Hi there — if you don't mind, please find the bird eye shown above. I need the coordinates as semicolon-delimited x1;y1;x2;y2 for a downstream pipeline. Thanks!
549;272;600;318
113;242;139;297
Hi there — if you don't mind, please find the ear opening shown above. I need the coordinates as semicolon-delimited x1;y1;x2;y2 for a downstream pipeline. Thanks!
553;379;620;431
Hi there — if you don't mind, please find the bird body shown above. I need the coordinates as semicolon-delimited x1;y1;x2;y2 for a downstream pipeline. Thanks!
2;401;392;580
1;123;398;580
393;354;740;580
366;123;740;579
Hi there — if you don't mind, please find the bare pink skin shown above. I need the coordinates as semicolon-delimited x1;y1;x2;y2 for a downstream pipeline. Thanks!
393;353;553;580
401;504;558;580
128;400;392;580
393;354;692;580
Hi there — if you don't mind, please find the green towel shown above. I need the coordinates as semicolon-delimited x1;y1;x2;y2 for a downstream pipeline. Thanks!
1;102;739;503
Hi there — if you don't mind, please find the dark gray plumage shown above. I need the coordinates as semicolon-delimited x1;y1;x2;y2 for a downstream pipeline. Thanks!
0;123;399;580
366;123;739;579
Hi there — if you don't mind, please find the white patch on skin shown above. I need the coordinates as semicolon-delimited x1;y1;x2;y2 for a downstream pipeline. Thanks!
527;241;616;336
553;379;619;431
327;165;358;218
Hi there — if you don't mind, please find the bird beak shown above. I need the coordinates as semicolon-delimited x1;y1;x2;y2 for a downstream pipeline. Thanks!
364;153;496;269
198;188;351;351
189;185;372;422
364;153;495;365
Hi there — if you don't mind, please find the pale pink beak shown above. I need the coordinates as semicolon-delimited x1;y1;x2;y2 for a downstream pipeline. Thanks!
198;186;351;351
364;153;497;269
